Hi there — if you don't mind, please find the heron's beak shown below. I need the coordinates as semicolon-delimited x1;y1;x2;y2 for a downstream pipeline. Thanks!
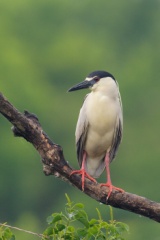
68;80;92;92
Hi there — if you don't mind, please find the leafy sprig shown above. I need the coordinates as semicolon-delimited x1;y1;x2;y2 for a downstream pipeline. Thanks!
42;194;129;240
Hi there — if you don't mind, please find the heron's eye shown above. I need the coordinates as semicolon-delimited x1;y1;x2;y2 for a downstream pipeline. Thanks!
94;77;100;82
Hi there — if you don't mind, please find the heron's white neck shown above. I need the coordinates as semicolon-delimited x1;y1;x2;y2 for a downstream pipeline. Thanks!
91;77;119;99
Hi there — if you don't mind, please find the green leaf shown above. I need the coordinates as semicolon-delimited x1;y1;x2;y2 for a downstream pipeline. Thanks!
2;228;15;240
96;208;102;221
74;203;84;209
88;225;99;235
65;193;73;208
115;222;129;234
43;226;53;236
99;221;109;229
75;210;89;228
47;213;62;224
77;228;88;237
96;235;106;240
56;223;65;232
89;218;98;226
46;216;54;224
109;206;114;222
66;226;75;233
10;236;15;240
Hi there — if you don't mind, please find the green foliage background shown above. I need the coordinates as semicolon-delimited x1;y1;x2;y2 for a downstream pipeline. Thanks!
0;0;160;239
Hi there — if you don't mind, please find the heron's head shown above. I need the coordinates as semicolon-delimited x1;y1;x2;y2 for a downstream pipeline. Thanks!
68;70;116;93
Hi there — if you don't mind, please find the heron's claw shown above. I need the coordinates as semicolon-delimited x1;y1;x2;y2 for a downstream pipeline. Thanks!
70;169;96;191
100;182;124;200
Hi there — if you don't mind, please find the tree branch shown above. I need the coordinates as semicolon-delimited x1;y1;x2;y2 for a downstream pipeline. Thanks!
0;92;160;223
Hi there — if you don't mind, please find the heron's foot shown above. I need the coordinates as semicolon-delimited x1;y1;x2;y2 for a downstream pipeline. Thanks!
70;169;97;191
100;182;124;200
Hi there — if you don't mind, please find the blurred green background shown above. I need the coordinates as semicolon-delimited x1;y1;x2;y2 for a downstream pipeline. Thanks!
0;0;160;239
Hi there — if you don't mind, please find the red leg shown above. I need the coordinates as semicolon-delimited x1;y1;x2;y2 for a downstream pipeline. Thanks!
70;151;96;191
100;153;124;199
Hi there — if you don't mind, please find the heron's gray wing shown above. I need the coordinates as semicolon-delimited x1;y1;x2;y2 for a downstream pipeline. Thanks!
109;89;123;162
109;118;123;162
75;94;89;167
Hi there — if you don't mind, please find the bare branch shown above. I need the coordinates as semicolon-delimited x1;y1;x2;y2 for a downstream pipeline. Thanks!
0;92;160;223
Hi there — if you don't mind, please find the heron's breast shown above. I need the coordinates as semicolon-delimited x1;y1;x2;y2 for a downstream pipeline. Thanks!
85;128;113;157
84;93;118;157
86;94;118;133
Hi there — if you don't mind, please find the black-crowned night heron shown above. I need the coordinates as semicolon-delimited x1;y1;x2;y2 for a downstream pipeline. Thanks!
68;70;124;199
